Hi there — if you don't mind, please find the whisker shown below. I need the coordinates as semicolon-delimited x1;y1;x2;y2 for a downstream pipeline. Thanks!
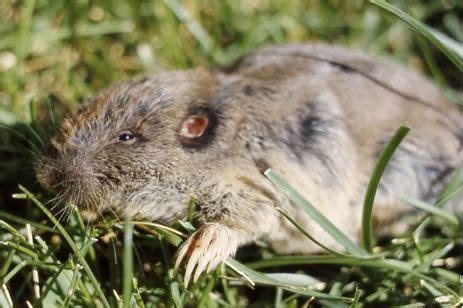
55;204;69;224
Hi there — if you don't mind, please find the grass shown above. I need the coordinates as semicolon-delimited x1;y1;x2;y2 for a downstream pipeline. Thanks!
360;125;410;253
0;0;462;306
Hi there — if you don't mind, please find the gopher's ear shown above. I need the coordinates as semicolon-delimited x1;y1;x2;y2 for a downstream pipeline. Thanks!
179;115;209;139
178;106;219;148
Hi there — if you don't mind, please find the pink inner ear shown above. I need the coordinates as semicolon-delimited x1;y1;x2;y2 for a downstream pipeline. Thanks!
180;115;209;138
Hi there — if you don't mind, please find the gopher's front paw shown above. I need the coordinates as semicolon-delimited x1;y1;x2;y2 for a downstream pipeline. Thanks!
174;223;240;287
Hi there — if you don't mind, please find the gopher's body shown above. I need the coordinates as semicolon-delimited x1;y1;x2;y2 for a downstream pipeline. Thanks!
37;44;462;284
210;44;461;254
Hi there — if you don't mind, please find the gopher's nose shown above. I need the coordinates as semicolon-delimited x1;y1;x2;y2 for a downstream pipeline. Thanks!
37;161;89;191
37;141;88;191
36;160;64;191
37;145;62;190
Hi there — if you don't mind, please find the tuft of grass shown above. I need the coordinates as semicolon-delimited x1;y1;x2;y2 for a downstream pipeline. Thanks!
261;170;461;304
0;0;461;306
16;186;111;308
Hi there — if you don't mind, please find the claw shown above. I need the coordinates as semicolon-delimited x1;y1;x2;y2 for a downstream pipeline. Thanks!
184;243;201;286
174;223;240;287
174;233;196;274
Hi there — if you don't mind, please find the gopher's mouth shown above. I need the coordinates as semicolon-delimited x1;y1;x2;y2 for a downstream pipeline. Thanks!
61;198;120;222
51;187;119;222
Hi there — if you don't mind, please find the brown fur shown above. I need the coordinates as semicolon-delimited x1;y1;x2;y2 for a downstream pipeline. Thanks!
36;43;462;285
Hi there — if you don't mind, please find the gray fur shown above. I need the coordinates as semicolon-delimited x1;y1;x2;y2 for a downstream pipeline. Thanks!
36;43;462;283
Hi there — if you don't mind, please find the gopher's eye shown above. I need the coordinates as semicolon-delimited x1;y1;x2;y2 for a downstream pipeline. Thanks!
117;131;136;143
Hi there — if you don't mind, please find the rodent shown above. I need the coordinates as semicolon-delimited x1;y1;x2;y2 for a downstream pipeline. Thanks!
36;43;462;286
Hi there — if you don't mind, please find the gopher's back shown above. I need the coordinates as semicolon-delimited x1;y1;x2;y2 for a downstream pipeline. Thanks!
226;43;461;252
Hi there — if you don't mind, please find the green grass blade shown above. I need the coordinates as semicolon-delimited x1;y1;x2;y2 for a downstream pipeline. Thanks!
0;209;56;233
369;0;463;70
122;215;134;308
427;27;463;59
436;168;462;207
246;255;460;285
402;197;459;226
0;241;38;258
0;261;27;285
169;281;183;308
361;125;409;252
416;36;446;88
40;259;73;304
197;274;217;307
265;273;324;289
0;250;16;278
403;242;456;283
420;280;442;297
18;185;110;308
0;220;27;242
264;169;368;257
225;259;351;302
163;0;214;53
133;221;184;247
15;0;36;66
276;208;350;256
350;287;361;308
132;278;146;308
62;265;81;307
72;207;100;277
